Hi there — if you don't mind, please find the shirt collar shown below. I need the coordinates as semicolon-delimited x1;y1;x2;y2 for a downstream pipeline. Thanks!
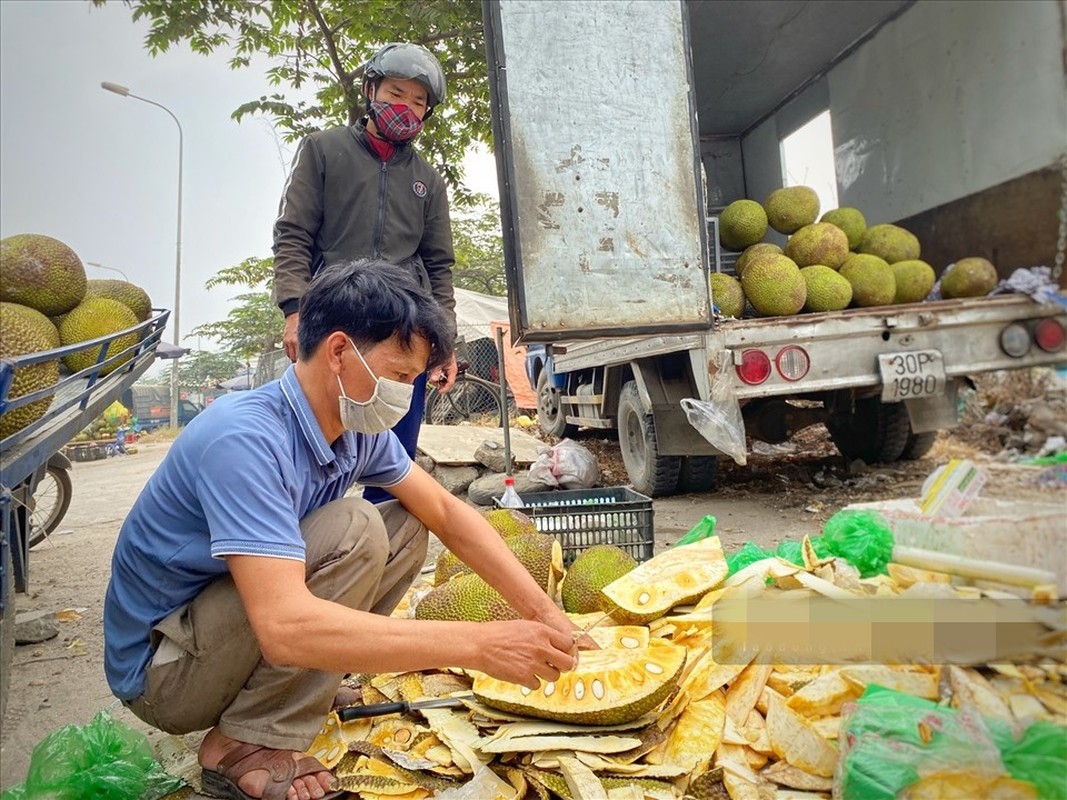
279;365;336;467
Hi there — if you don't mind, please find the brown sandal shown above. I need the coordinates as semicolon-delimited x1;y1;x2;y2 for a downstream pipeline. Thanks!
201;741;343;800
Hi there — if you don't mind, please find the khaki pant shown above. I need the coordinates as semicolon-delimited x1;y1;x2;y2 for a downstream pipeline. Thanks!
125;498;427;751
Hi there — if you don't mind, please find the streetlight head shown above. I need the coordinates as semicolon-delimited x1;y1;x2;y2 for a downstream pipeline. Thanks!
101;81;130;96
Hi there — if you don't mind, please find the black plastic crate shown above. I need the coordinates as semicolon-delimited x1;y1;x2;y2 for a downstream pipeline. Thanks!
495;486;654;566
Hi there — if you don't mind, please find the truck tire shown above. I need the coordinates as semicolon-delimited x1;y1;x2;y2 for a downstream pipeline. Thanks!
536;370;578;439
1;543;13;725
618;381;681;497
827;397;910;463
900;430;938;460
676;456;718;493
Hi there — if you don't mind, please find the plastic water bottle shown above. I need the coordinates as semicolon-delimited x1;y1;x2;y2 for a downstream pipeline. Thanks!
499;476;524;508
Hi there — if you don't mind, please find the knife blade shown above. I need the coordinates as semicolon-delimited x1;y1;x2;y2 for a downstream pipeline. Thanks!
337;694;473;722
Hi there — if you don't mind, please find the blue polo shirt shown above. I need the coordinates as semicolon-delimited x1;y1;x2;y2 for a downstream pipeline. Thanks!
103;365;411;700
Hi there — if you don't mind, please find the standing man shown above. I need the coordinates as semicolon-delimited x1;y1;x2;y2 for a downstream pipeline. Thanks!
272;42;459;505
105;260;581;800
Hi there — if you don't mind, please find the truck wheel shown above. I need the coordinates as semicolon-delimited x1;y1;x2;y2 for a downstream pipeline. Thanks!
827;397;910;463
618;381;681;497
28;464;73;548
676;456;718;493
536;370;578;439
900;431;938;460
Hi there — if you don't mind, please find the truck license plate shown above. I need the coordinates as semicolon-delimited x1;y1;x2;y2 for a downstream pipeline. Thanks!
878;350;946;402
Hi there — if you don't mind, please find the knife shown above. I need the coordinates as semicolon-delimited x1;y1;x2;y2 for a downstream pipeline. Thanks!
337;695;473;722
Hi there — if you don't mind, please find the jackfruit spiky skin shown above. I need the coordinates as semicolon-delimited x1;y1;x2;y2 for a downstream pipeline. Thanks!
858;224;920;264
840;253;896;307
763;186;820;235
783;222;850;269
414;572;521;622
735;243;782;278
85;279;153;322
718;200;768;251
800;266;853;312
0;233;87;316
58;297;140;376
891;260;936;304
434;532;564;594
709;273;745;319
820;207;867;250
481;508;539;538
560;545;638;614
0;303;60;438
940;257;998;299
740;254;806;316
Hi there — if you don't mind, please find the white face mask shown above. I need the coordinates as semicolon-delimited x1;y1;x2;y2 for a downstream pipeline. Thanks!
337;339;414;434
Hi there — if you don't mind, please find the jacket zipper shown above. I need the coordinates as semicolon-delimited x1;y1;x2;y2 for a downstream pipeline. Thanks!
374;160;388;258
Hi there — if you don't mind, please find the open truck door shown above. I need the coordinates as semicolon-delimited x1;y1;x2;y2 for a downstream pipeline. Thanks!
484;0;712;343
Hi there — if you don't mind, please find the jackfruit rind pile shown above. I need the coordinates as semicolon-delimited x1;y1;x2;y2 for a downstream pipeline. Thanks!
713;190;998;319
313;534;1065;800
0;233;153;438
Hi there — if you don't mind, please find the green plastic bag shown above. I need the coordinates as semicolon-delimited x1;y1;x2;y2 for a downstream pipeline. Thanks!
820;509;894;578
774;537;831;566
674;514;716;547
988;718;1067;799
725;541;772;576
1;710;184;800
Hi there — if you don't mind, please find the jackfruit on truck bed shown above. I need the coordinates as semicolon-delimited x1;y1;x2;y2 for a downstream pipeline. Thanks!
0;233;87;317
0;303;60;438
858;224;921;264
763;186;820;234
940;257;998;298
709;273;745;319
740;254;807;316
820;207;867;249
784;222;850;269
891;260;936;304
800;266;852;312
471;643;686;725
735;243;782;278
840;253;896;307
718;199;768;251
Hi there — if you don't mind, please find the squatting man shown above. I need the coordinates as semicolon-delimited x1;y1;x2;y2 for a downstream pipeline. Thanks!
104;260;587;800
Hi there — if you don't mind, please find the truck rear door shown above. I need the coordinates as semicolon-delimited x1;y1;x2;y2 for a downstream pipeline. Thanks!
484;0;711;342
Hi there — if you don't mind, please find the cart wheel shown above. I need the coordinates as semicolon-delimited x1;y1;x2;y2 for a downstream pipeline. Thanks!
28;465;73;548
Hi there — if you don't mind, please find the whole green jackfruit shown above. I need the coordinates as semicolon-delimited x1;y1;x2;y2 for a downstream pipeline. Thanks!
434;532;564;596
858;224;921;264
481;508;539;538
735;243;782;278
58;297;140;376
709;272;745;318
718;199;768;251
891;260;936;304
800;266;853;312
560;544;637;614
820;207;867;249
84;279;153;322
0;233;87;316
740;254;807;316
0;303;60;438
940;257;998;299
840;253;896;307
764;186;820;234
784;222;850;269
414;572;520;622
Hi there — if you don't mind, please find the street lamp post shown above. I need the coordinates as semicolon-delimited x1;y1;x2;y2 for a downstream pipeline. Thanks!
101;81;183;430
85;261;131;282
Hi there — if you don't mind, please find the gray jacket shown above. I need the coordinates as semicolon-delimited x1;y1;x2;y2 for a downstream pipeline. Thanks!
272;122;455;326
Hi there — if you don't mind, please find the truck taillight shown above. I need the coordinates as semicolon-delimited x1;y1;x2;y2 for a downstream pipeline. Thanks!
775;346;810;381
736;350;771;384
1034;319;1065;352
999;323;1031;358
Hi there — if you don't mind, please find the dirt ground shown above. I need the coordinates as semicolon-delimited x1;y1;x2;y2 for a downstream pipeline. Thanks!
1;422;1064;790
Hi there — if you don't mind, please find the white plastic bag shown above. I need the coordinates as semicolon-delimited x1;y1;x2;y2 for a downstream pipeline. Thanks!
528;438;599;489
681;352;748;466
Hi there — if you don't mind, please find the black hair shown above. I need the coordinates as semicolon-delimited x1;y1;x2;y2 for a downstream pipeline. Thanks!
297;259;453;370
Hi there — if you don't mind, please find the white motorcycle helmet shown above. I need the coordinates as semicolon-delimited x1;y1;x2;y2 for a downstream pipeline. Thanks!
362;43;447;118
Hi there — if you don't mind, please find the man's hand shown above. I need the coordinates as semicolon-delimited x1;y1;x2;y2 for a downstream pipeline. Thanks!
283;313;300;362
478;620;578;689
428;351;459;393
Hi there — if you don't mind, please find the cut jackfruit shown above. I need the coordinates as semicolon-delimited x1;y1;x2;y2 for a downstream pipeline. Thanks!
599;537;727;624
471;644;686;725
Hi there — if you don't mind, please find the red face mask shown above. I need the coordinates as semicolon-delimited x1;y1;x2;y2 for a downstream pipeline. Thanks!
369;101;424;144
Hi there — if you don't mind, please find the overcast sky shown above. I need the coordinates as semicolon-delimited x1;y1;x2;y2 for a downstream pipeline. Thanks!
0;0;498;362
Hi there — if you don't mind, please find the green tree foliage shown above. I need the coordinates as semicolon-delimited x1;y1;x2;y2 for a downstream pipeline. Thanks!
178;349;244;391
96;0;489;205
191;290;284;359
452;194;506;296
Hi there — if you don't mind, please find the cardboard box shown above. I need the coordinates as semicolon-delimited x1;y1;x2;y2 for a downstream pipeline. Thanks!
919;459;987;517
847;497;1066;596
